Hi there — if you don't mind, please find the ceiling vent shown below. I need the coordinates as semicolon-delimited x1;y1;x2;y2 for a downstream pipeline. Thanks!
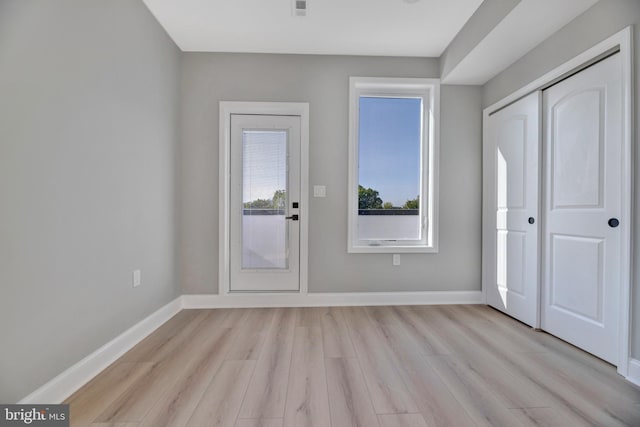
293;0;307;16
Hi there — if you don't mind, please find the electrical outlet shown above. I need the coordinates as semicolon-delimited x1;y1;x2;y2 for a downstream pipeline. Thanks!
393;254;401;266
133;270;141;287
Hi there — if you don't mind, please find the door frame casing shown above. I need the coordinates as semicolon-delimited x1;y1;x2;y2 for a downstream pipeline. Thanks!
219;101;310;296
482;26;633;376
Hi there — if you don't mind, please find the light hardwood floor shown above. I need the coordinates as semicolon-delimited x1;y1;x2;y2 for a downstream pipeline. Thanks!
66;305;640;427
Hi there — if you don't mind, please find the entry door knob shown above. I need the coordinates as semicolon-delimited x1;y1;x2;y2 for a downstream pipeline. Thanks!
285;214;299;221
608;218;620;228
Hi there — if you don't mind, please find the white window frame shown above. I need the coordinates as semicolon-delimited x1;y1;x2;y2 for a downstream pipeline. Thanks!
348;77;440;253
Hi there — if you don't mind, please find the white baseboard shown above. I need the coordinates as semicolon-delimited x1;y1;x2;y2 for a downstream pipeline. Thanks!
181;290;482;309
19;297;183;404
627;358;640;387
18;290;480;403
17;287;636;404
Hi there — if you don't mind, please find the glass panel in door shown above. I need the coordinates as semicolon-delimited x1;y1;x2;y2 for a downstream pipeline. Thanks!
241;130;289;270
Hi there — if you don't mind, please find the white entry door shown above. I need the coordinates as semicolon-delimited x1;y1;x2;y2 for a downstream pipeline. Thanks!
542;54;623;364
230;114;301;292
484;92;540;327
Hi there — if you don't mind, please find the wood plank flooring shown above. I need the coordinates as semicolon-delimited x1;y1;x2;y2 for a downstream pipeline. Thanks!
66;305;640;427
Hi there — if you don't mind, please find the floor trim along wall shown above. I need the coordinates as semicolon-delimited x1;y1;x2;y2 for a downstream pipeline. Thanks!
18;297;183;405
18;290;640;404
181;290;483;309
628;358;640;388
17;290;480;404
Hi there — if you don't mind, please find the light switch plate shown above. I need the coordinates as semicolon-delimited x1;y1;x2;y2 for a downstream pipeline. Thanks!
392;254;401;266
313;185;326;197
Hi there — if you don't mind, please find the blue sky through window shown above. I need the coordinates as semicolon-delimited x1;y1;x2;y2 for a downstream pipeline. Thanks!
358;97;421;207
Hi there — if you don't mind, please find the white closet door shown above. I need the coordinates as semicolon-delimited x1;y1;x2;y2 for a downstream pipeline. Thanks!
484;92;540;327
542;54;623;364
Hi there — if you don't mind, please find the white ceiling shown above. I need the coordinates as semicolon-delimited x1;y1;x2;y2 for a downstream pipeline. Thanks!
142;0;484;57
143;0;601;84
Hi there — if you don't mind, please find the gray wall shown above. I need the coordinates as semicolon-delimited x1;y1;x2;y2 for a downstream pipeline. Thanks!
179;53;482;294
482;0;640;358
0;0;181;402
440;0;520;80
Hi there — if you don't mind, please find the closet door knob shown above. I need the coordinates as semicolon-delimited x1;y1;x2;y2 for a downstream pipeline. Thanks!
528;217;535;224
608;218;619;228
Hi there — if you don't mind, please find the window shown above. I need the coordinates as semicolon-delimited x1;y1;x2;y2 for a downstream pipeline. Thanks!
348;77;439;253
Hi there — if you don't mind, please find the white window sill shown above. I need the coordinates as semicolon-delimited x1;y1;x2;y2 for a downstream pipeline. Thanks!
348;245;439;254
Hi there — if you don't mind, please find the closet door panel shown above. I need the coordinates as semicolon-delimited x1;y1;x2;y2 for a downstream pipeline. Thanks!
483;92;540;327
542;53;622;365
